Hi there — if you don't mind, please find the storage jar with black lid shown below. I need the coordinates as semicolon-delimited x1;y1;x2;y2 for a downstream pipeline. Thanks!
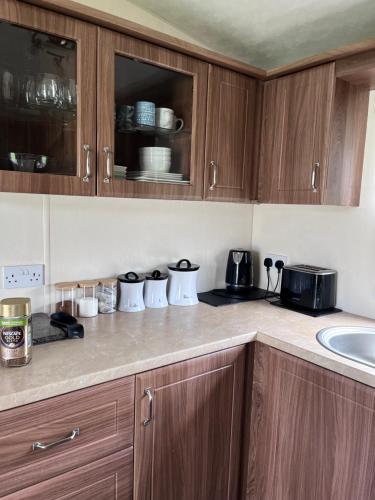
144;270;168;309
167;259;200;306
118;272;145;312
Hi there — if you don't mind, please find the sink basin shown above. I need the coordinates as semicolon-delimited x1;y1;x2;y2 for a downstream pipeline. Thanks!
317;326;375;369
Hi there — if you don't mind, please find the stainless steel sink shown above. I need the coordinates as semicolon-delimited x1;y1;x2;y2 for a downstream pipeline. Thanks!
317;326;375;369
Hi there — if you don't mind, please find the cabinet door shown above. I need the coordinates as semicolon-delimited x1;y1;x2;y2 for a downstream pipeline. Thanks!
258;64;335;204
246;343;375;500
134;346;246;500
4;449;133;500
97;28;208;200
0;0;96;195
204;66;257;202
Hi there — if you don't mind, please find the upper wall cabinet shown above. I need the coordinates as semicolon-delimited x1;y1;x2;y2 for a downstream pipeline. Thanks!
0;0;96;196
97;28;208;200
204;66;258;202
258;63;369;205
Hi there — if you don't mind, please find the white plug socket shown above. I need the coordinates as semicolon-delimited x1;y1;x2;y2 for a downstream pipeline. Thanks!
2;265;44;289
265;253;288;268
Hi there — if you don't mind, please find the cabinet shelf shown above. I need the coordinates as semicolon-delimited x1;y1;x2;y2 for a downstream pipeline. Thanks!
115;123;190;137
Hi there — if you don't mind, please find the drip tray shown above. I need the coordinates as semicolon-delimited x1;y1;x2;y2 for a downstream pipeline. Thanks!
198;287;273;307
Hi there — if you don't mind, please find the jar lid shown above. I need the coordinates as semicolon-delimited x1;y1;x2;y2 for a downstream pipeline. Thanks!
168;259;200;272
78;280;100;288
118;272;145;283
145;270;168;281
0;297;31;317
99;278;117;286
55;281;78;290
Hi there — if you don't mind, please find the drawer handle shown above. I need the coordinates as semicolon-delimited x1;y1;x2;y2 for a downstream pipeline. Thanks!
32;428;80;452
143;388;153;427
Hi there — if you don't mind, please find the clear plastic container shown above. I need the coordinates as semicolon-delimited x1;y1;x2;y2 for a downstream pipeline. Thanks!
78;280;99;317
55;282;78;316
97;278;117;314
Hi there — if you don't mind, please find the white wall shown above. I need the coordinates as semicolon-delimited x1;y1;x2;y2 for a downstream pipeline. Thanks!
0;194;253;312
252;91;375;319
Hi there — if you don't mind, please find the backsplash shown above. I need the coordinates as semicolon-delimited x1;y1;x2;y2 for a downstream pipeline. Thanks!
0;194;253;312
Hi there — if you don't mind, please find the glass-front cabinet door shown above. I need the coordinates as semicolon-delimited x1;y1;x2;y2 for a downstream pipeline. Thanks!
0;1;96;195
97;28;208;200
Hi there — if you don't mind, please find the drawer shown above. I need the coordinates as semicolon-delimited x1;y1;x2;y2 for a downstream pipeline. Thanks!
3;448;133;500
0;377;134;497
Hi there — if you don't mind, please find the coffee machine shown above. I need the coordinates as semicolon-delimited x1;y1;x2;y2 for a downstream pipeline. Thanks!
197;249;267;306
225;249;253;292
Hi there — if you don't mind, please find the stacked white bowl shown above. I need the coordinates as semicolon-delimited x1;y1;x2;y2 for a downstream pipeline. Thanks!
139;147;172;173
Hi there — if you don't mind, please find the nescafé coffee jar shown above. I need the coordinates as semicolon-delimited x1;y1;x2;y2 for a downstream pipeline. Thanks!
0;298;32;367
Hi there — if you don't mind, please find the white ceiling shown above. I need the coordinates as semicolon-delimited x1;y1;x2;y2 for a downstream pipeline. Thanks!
129;0;375;69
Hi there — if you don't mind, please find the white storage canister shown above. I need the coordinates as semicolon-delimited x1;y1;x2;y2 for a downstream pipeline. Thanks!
118;272;145;313
144;270;168;309
167;259;200;306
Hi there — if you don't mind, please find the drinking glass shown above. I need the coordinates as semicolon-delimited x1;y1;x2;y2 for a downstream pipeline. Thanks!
35;73;61;107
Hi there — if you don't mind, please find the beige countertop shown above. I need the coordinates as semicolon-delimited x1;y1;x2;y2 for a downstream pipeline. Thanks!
1;300;375;412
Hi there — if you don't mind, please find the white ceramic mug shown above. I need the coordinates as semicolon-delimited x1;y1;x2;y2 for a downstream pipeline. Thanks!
118;272;145;312
167;259;200;306
156;108;184;132
144;270;168;308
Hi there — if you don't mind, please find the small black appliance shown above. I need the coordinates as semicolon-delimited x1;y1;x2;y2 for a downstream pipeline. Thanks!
280;264;337;311
225;249;253;292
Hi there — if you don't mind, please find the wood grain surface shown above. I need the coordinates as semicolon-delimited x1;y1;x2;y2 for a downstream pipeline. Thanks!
134;346;246;500
3;448;133;500
204;65;257;202
0;0;97;195
246;343;375;500
258;63;336;204
0;377;134;496
97;27;208;200
324;78;369;206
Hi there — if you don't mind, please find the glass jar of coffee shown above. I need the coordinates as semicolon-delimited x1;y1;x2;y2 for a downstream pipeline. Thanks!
55;282;78;316
0;298;32;367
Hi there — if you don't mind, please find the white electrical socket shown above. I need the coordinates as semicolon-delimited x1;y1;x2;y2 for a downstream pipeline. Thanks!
2;265;44;289
265;253;288;268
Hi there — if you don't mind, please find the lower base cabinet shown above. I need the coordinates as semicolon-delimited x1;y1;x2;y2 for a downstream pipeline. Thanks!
3;449;133;500
246;343;375;500
134;345;246;500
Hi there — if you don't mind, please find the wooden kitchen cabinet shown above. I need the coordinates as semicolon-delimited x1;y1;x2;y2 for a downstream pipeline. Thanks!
0;376;134;497
258;63;369;205
97;27;208;200
3;449;133;500
134;346;246;500
245;343;375;500
204;66;258;202
0;0;97;196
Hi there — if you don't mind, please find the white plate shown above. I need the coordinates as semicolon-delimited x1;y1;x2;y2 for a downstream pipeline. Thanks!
127;171;182;177
129;178;190;185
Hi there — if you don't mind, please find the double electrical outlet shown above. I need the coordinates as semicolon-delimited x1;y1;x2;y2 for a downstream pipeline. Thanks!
264;253;288;269
2;265;44;289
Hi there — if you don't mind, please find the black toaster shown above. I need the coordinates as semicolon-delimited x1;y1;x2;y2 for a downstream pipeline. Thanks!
280;264;337;311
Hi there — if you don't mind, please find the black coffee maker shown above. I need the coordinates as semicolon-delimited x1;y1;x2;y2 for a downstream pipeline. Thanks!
225;249;253;292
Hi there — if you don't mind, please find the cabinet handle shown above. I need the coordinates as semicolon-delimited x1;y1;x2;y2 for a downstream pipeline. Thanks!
32;428;80;452
103;146;112;184
143;388;153;427
311;161;320;192
209;160;217;191
82;145;91;183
